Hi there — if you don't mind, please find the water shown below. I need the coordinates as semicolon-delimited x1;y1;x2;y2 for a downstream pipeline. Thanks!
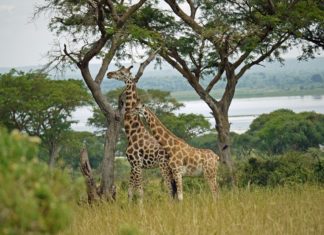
177;95;324;133
71;106;97;132
72;95;324;133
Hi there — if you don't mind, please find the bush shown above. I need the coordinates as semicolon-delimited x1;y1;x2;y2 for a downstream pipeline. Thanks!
236;150;324;187
235;109;324;154
0;129;75;235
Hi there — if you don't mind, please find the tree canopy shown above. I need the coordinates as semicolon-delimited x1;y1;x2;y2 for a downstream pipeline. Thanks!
0;70;92;166
236;109;324;154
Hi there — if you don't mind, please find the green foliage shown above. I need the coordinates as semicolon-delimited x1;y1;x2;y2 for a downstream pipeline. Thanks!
115;158;131;182
188;133;218;152
0;128;75;235
59;131;104;170
160;113;211;141
236;150;324;187
235;109;324;154
0;70;92;164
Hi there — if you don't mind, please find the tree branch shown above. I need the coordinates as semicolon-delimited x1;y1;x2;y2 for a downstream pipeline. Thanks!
63;44;80;66
95;1;107;35
164;0;203;34
81;35;109;66
120;0;147;25
80;144;100;204
134;47;161;82
186;0;198;19
205;65;225;93
80;65;115;118
95;33;123;84
106;0;120;23
236;33;290;80
161;50;218;108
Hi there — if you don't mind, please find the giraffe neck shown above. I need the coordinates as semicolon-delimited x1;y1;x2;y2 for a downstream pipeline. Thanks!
124;79;144;139
125;79;137;112
143;107;183;146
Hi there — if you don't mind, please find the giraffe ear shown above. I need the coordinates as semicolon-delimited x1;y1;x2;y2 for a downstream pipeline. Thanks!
127;65;133;71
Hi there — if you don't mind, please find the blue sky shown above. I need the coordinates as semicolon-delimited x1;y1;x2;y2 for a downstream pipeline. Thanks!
0;0;322;68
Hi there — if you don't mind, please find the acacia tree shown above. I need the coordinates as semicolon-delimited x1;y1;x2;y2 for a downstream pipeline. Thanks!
0;70;91;167
35;0;151;200
137;0;324;183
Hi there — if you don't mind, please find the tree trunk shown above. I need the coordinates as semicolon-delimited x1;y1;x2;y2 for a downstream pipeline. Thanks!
214;110;236;187
48;144;62;168
79;116;122;203
80;145;100;204
78;65;125;202
98;116;121;200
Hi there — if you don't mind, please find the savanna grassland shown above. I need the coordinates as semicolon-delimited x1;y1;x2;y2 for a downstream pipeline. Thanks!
61;183;324;235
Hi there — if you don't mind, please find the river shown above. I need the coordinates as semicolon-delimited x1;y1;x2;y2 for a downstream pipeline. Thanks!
72;95;324;133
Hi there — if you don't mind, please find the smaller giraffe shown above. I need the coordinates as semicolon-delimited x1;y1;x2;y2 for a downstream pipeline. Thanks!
107;66;176;202
135;102;220;201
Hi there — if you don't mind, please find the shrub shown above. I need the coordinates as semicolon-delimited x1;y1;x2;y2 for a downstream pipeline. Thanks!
0;128;75;235
235;109;324;154
237;150;324;187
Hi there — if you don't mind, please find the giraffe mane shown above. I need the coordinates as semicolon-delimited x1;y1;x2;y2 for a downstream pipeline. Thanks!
145;107;186;144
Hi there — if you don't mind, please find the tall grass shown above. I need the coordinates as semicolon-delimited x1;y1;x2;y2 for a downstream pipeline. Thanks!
61;184;323;235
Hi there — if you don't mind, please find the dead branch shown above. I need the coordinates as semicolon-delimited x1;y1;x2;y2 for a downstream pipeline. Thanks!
80;144;100;204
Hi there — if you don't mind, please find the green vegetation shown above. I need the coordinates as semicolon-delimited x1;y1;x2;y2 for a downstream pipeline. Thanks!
0;128;80;235
235;109;324;155
236;150;324;187
0;70;92;167
60;185;324;235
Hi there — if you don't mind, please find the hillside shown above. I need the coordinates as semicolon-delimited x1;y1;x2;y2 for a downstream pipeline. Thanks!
1;58;324;100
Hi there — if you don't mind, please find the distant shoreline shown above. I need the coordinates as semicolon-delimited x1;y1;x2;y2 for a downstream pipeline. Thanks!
171;89;324;101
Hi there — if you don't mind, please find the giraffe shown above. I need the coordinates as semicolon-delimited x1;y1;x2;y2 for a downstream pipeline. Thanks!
106;66;176;201
134;102;220;201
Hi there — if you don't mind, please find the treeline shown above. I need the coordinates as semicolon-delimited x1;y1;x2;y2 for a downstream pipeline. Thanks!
100;58;324;93
1;58;324;94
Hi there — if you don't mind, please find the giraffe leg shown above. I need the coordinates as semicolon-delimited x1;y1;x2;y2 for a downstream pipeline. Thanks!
128;165;144;203
128;167;136;201
132;166;144;203
159;159;177;199
203;164;219;200
172;168;183;201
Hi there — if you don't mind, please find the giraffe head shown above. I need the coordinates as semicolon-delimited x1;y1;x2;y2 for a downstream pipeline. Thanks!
106;65;134;83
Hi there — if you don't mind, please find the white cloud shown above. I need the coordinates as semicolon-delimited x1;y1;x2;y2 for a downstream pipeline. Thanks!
0;4;15;12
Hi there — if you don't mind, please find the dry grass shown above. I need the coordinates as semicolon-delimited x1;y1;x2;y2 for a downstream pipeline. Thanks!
61;184;324;235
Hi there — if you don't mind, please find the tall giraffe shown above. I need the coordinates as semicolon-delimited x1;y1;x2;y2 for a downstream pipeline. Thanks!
107;66;176;201
135;103;220;201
